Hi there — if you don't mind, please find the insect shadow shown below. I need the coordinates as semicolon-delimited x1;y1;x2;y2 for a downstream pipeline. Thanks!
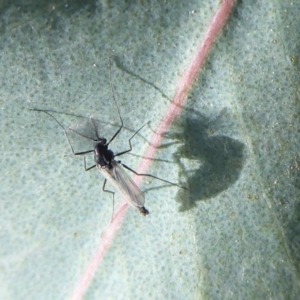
165;109;246;212
31;64;184;216
114;56;246;212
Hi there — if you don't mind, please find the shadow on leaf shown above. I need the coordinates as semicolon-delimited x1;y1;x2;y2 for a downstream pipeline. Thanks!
170;111;246;212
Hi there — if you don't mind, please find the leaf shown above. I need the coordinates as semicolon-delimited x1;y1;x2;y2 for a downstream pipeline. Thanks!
1;0;299;299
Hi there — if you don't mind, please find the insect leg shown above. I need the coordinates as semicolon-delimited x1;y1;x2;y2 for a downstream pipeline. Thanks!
31;109;95;175
31;109;94;157
102;179;116;220
114;122;149;157
83;157;96;171
106;57;124;146
120;162;186;189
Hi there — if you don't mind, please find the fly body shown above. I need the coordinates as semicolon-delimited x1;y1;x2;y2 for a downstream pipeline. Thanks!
92;136;148;215
31;59;184;217
97;159;149;216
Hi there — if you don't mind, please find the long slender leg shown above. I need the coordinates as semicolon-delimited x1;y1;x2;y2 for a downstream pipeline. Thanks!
31;109;94;157
121;162;186;189
106;57;124;146
102;179;116;221
114;122;149;157
32;109;95;175
83;157;96;171
106;58;147;154
103;179;115;202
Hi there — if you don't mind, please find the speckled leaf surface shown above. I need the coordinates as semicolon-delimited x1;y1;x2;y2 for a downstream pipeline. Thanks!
1;1;300;299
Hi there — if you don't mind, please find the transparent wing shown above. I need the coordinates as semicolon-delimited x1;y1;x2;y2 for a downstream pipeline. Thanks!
98;160;145;208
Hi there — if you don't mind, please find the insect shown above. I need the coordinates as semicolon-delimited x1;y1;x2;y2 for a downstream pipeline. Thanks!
31;62;184;216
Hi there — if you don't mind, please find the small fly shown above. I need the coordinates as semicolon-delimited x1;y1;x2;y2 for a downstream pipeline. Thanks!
31;62;184;216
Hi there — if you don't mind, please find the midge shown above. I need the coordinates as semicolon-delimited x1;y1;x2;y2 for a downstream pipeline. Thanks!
31;65;183;216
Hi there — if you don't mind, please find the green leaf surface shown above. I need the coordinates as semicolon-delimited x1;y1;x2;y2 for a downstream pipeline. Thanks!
1;0;300;299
